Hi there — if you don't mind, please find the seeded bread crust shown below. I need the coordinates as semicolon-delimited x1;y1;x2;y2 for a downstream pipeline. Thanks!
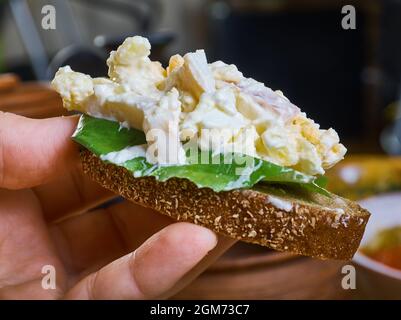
81;150;370;260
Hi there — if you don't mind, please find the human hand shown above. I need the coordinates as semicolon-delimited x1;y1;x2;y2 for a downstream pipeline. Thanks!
0;112;235;299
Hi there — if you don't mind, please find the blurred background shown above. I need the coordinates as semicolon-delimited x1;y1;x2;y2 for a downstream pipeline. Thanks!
1;0;401;299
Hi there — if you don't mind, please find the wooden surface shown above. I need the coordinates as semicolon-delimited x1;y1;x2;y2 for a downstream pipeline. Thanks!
0;73;67;119
173;243;351;300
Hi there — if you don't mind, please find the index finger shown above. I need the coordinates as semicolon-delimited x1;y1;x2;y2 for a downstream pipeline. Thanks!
0;112;79;189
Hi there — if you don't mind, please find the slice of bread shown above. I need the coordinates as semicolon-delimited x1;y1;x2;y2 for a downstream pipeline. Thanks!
81;149;370;260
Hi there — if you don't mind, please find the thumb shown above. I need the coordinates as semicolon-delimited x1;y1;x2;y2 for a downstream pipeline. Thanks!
0;112;79;189
64;223;218;300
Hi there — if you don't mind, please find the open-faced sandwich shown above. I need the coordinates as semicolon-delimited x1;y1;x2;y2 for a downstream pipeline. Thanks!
52;36;370;260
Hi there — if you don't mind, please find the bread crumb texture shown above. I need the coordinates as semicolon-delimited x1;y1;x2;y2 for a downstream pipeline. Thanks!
81;150;370;260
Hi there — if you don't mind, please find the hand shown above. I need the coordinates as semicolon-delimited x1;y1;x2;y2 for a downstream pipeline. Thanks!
0;112;235;299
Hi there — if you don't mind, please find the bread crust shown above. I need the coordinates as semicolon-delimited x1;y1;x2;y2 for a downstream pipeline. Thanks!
81;150;370;260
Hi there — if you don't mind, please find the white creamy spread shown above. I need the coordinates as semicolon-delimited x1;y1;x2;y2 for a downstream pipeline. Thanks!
100;145;147;164
266;195;293;212
52;36;347;175
325;207;345;215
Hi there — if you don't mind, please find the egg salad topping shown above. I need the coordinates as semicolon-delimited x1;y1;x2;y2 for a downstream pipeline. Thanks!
52;36;346;176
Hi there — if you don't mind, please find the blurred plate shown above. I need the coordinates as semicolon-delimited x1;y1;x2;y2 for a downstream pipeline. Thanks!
353;192;401;299
326;155;401;200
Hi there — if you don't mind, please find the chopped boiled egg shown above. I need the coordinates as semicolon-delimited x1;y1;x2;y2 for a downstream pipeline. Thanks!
52;35;347;175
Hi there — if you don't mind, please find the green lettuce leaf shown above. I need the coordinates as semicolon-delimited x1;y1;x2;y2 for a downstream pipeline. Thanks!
73;114;330;195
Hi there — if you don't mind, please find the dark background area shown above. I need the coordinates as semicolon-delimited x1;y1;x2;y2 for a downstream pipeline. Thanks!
209;9;366;138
